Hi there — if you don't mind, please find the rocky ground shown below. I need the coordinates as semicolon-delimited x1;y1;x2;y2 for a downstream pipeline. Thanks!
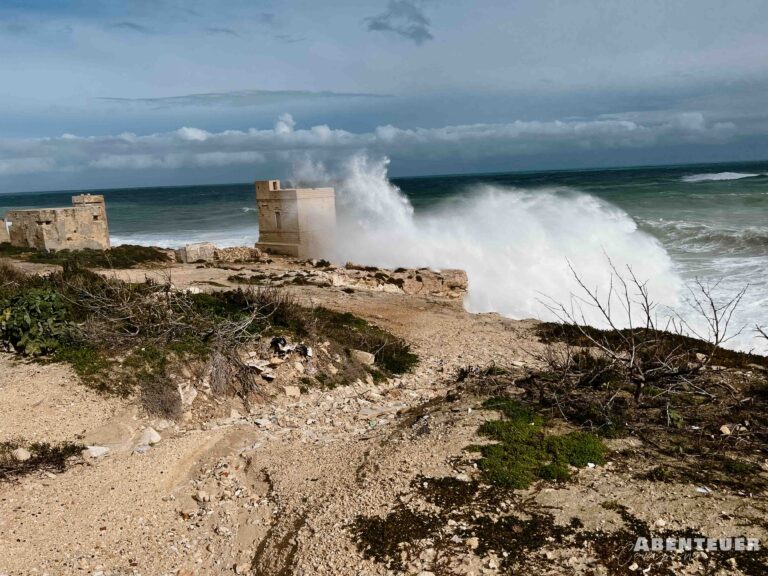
1;254;766;576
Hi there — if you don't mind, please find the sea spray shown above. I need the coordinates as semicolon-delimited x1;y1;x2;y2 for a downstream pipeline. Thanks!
305;154;684;329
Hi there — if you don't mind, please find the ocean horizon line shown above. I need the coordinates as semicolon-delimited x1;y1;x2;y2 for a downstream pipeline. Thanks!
2;157;768;197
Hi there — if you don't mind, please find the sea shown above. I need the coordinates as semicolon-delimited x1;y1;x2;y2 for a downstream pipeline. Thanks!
2;158;767;353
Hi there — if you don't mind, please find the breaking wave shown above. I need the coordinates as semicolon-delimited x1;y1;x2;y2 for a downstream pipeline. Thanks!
682;172;761;183
297;154;684;329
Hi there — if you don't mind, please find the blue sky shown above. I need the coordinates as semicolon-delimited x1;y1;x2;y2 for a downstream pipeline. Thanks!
1;0;768;191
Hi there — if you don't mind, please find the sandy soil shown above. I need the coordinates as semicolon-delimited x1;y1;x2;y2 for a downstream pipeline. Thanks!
0;258;765;576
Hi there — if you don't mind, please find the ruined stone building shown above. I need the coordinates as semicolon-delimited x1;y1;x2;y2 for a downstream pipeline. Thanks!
254;180;336;258
4;194;110;251
0;219;9;244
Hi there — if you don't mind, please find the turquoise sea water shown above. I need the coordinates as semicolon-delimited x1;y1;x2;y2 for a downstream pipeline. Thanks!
2;160;767;350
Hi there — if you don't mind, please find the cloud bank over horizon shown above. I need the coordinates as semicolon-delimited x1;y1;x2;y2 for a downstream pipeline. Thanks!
0;111;749;191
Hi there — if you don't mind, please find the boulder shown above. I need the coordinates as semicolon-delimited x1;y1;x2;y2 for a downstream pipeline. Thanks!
176;242;217;263
214;246;263;263
350;349;375;366
139;427;162;446
178;383;198;407
11;447;31;462
194;490;211;503
82;446;110;459
283;386;301;398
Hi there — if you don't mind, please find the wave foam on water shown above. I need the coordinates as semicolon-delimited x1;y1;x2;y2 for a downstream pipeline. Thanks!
112;226;257;249
643;220;768;255
682;172;761;183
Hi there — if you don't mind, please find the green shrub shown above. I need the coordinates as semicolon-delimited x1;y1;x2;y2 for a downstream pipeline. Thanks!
0;288;74;355
312;307;418;374
475;398;606;489
27;244;170;269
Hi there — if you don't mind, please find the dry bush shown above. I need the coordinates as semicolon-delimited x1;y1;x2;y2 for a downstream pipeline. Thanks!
539;259;747;402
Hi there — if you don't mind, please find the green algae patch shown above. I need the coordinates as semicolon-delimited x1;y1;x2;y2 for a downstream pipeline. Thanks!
475;398;606;488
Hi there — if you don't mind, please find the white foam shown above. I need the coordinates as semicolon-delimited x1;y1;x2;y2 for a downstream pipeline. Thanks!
315;154;684;330
682;172;760;183
112;226;257;249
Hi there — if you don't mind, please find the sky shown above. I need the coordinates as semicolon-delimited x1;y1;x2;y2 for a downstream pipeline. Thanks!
1;0;768;192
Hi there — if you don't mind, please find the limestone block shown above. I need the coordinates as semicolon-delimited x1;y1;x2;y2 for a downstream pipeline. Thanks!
176;242;217;263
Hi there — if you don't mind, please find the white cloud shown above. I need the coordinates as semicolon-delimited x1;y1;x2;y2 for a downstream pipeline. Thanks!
0;157;57;175
0;112;741;178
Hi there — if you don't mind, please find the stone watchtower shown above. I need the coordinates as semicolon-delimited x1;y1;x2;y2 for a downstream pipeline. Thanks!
254;180;336;258
5;194;110;252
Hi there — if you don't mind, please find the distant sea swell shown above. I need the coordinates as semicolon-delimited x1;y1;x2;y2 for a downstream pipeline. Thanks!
681;171;764;183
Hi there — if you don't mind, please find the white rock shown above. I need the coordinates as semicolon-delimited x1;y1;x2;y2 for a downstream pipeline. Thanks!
246;360;269;372
194;490;211;503
655;519;667;527
350;349;375;366
153;419;174;431
81;446;110;459
178;383;198;407
283;386;301;398
139;427;162;446
720;425;732;436
11;447;31;462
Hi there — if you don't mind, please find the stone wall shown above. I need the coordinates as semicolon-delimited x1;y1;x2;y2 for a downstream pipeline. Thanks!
5;194;110;251
0;219;9;244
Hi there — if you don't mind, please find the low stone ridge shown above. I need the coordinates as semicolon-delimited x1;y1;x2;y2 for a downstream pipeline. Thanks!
214;246;264;263
226;257;469;300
